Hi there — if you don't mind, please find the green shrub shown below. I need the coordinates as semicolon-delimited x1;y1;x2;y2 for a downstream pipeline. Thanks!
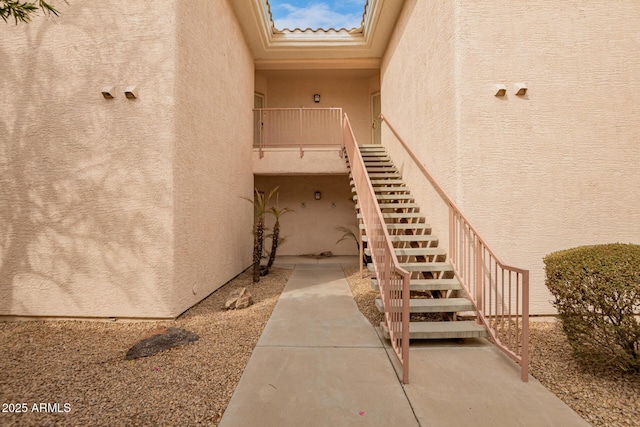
544;243;640;372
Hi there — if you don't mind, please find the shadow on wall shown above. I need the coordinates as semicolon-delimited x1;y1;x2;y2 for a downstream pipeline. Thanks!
0;17;172;316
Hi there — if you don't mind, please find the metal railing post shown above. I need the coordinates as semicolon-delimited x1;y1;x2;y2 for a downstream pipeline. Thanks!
259;110;264;158
401;270;410;384
359;222;364;278
521;271;530;382
475;238;483;325
299;108;303;158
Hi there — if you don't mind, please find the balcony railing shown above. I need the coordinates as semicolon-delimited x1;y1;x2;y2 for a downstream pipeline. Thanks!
253;108;343;158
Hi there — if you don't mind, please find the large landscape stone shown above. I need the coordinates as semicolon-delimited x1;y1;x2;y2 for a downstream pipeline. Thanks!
225;287;253;310
125;327;199;360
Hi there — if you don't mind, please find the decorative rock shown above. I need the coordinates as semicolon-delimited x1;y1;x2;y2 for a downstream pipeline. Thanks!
125;327;199;360
236;290;253;309
225;287;253;310
137;326;169;341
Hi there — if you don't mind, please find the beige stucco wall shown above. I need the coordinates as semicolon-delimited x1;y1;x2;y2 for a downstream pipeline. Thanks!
0;2;176;318
254;175;359;256
380;0;459;290
172;1;254;316
261;72;376;146
0;0;255;319
381;0;640;314
172;0;254;315
255;72;268;98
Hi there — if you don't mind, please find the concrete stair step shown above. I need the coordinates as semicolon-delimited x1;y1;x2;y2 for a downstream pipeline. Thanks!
358;158;389;163
371;278;461;292
358;158;388;162
363;234;439;243
353;194;414;201
357;212;424;220
351;186;410;194
359;222;429;230
369;179;405;185
366;173;402;179
349;173;402;180
360;155;390;159
351;179;405;186
363;160;393;165
365;247;445;257
363;167;398;172
380;321;488;340
367;262;452;273
375;297;474;313
400;262;453;272
356;203;419;209
350;180;405;187
345;161;395;168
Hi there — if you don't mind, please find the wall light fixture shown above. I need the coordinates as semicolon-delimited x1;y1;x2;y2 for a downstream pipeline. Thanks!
314;94;320;103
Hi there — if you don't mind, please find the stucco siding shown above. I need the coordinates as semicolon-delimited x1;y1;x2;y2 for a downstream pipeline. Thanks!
455;1;640;313
380;0;459;277
172;0;254;316
381;0;640;314
263;72;375;146
254;175;359;256
0;2;176;318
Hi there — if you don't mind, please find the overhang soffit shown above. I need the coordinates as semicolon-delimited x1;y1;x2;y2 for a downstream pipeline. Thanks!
229;0;405;62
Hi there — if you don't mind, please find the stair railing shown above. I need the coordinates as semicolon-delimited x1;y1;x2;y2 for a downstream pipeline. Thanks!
343;113;411;384
380;114;530;382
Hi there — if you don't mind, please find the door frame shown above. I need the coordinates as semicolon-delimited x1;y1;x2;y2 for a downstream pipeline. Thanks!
371;91;381;145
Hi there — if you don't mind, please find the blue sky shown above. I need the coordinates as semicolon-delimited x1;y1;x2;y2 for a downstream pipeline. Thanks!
269;1;367;30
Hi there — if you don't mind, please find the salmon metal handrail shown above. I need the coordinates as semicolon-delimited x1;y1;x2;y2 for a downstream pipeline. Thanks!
379;114;530;382
343;113;411;384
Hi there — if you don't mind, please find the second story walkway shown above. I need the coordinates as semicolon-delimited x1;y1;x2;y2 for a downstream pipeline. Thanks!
253;107;348;175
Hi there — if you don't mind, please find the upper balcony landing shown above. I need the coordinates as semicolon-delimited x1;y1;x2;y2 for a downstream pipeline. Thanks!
252;107;348;174
252;147;348;175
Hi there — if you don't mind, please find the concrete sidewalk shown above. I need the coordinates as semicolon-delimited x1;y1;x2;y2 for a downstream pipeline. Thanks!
219;261;589;427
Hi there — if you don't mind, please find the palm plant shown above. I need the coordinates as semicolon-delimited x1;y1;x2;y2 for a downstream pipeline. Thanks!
336;226;368;265
262;200;292;276
1;0;61;24
245;187;278;283
335;226;359;253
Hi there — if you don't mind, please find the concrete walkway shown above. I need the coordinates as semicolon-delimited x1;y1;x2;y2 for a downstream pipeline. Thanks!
219;260;590;427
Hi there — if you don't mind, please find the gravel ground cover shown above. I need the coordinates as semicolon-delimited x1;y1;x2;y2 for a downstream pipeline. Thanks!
0;267;290;427
2;264;638;427
341;266;640;427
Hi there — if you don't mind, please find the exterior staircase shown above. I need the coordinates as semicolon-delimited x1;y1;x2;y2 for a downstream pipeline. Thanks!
346;144;488;341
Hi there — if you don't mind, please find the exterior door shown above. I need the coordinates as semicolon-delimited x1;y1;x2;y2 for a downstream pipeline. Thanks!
254;93;265;147
371;92;381;145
